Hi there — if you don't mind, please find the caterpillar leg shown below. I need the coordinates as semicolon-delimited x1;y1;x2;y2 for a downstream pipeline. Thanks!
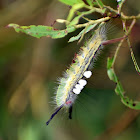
46;104;64;125
69;105;73;119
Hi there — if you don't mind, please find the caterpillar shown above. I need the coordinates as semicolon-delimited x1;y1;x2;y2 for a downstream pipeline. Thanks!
46;22;124;125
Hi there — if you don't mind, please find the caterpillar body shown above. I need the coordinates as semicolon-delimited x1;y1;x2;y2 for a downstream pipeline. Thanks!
46;23;107;125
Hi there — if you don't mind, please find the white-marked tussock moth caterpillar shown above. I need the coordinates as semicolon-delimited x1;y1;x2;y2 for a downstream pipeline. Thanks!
46;21;125;125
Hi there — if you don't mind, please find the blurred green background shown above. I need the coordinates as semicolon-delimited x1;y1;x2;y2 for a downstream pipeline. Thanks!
0;0;140;140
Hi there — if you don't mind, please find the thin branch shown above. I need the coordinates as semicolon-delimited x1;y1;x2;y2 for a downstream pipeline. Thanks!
104;5;140;20
112;38;125;67
75;16;111;28
121;13;140;20
123;19;140;75
111;19;136;69
117;0;126;14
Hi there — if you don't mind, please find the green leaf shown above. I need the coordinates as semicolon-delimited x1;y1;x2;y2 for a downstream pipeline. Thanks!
59;0;84;6
95;0;106;13
107;57;140;110
86;0;93;6
67;3;85;22
68;9;95;26
7;24;76;39
68;23;97;42
95;0;104;8
121;97;140;110
93;2;98;5
107;57;113;69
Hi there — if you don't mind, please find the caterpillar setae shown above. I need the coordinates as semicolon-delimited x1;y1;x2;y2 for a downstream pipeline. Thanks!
46;22;124;125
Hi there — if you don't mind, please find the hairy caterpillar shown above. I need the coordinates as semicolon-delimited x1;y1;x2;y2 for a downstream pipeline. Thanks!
46;22;124;125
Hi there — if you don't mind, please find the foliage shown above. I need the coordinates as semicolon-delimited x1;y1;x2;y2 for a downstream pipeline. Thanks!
8;0;140;110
